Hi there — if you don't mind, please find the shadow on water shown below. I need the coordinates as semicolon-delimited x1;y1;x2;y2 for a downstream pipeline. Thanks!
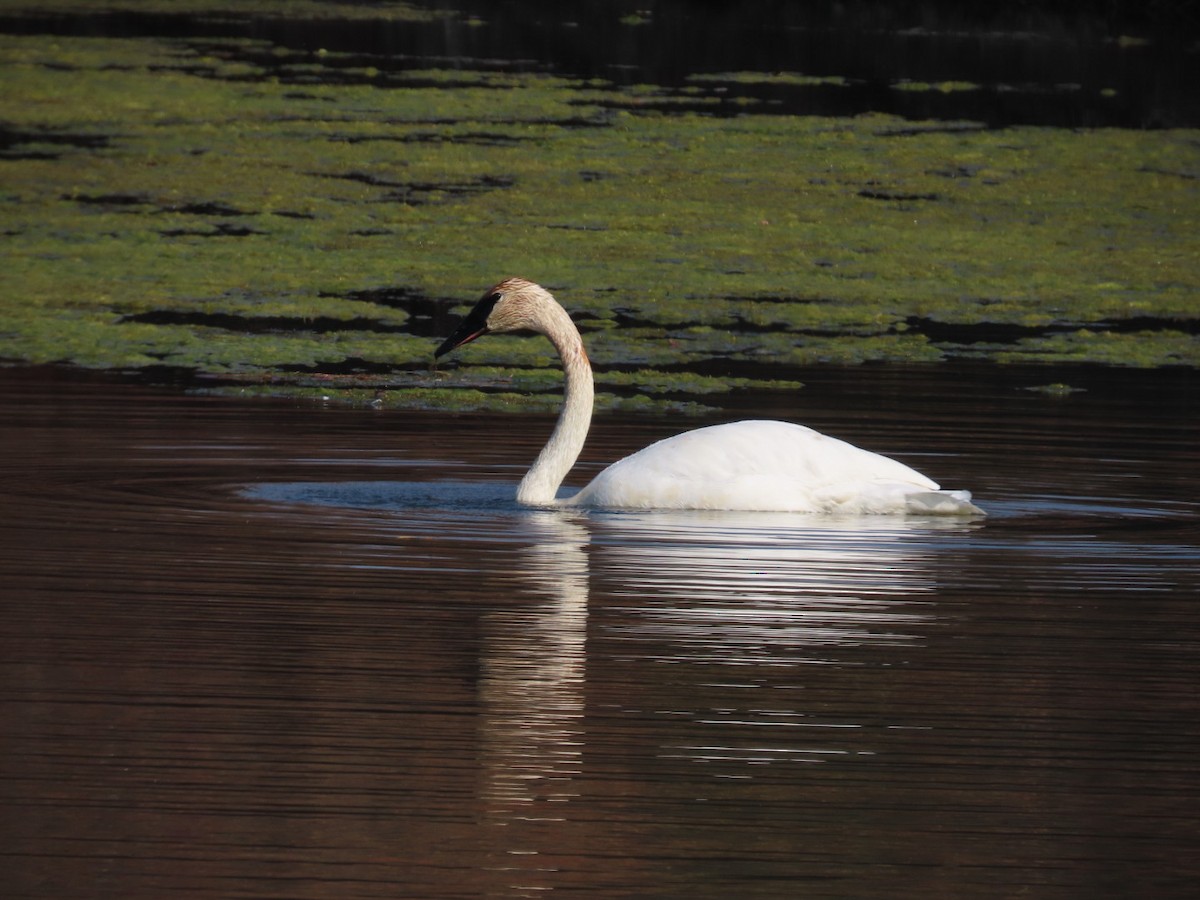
1;362;1199;896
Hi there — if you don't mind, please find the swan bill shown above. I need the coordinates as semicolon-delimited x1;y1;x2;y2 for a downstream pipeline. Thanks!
435;291;502;357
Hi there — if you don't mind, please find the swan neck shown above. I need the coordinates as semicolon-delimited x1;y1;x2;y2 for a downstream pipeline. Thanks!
516;303;593;505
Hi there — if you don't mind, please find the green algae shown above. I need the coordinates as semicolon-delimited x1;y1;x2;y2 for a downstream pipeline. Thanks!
596;369;803;396
892;80;981;93
194;375;716;415
0;15;1198;416
1025;382;1085;396
687;72;849;88
996;329;1199;367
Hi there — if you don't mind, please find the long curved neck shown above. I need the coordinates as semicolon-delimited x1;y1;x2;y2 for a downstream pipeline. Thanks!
516;302;594;505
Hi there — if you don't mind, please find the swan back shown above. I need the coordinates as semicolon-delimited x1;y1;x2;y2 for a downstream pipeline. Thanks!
570;420;977;514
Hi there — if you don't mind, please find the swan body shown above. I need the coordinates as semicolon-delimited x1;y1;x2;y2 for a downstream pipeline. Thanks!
568;420;976;514
436;278;982;515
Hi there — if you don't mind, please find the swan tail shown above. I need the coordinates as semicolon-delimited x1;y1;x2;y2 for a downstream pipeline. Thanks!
904;490;985;516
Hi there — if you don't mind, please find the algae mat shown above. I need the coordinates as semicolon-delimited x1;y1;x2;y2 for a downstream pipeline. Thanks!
1;4;1197;411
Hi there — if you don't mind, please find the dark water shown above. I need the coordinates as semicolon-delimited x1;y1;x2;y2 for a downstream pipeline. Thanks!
1;364;1198;898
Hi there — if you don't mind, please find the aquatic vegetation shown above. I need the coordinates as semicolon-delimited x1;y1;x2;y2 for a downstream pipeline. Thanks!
892;80;981;93
1025;382;1085;396
996;329;1198;368
0;10;1197;415
686;72;849;88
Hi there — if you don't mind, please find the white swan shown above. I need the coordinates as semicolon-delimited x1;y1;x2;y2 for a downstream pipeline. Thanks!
436;277;983;515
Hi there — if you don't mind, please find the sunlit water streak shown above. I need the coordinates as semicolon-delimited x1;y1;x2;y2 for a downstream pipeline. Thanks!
1;365;1198;898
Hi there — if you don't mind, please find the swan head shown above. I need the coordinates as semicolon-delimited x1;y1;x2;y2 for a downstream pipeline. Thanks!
435;277;551;357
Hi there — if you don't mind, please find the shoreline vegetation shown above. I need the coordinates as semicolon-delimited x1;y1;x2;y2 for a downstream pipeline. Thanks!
1;1;1196;412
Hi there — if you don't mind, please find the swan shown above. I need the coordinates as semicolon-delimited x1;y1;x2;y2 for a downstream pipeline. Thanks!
435;277;983;515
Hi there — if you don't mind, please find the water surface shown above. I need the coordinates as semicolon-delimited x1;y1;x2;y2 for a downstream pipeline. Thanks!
1;364;1198;897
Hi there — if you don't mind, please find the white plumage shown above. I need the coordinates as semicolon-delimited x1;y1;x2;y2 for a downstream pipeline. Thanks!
570;420;975;514
436;278;982;515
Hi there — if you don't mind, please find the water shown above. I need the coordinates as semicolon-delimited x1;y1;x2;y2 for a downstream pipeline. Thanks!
1;363;1197;897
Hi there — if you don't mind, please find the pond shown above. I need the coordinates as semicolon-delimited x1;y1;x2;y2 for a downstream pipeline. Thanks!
2;363;1197;897
2;1;1198;895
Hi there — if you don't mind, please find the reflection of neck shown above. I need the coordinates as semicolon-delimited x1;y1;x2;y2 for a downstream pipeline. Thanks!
516;303;595;505
481;512;590;818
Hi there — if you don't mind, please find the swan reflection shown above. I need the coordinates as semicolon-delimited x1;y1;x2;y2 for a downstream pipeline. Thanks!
244;479;972;889
478;508;969;821
478;512;589;816
587;509;958;666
